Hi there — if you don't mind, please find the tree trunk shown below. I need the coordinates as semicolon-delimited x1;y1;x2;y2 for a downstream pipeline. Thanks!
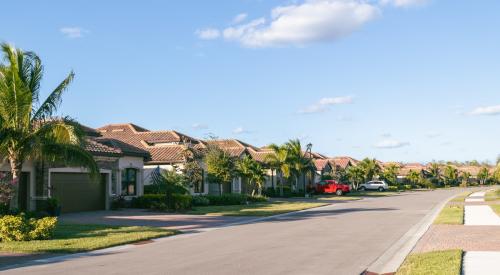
8;156;22;208
271;170;274;190
219;183;223;196
280;173;284;197
303;173;307;196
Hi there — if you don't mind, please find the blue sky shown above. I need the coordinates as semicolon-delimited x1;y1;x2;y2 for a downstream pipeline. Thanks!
1;0;500;163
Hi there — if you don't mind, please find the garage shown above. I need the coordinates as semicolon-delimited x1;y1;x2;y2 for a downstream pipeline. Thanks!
51;172;107;213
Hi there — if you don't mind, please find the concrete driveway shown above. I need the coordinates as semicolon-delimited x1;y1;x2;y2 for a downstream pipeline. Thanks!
60;209;258;232
3;188;465;275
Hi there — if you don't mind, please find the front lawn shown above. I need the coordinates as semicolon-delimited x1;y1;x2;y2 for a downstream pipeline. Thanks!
490;204;500;216
434;205;464;225
397;250;462;275
486;189;500;201
188;201;327;216
450;191;474;202
0;223;177;254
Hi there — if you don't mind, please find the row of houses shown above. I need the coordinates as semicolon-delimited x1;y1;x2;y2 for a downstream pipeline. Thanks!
2;122;492;214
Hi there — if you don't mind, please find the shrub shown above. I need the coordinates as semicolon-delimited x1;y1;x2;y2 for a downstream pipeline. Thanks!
0;215;57;242
0;215;29;241
131;194;165;209
192;195;210;206
203;194;247;206
263;187;277;197
170;194;192;211
247;195;268;203
110;195;126;210
388;186;398;192
404;185;412;190
28;217;57;240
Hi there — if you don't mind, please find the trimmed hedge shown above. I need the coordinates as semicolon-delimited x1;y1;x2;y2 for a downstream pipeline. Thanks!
131;194;192;211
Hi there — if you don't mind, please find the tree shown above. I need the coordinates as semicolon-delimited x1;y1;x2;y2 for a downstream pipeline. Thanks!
428;163;442;187
153;169;189;209
181;147;204;193
406;170;420;187
358;158;381;183
460;171;471;187
0;43;98;206
236;155;266;196
204;143;235;195
346;165;364;190
382;164;400;186
265;144;291;197
285;139;315;194
443;165;459;186
477;167;490;185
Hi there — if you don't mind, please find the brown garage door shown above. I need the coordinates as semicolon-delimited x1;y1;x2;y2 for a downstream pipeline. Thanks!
51;173;106;213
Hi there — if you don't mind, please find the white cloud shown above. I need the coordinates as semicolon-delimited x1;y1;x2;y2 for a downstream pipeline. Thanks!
233;127;252;134
469;105;500;116
374;139;410;149
299;96;353;114
380;0;428;7
195;28;221;40
60;27;89;38
232;13;248;24
426;131;441;138
192;123;209;130
221;0;380;48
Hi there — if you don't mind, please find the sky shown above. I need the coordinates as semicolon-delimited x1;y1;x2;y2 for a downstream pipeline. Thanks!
1;0;500;163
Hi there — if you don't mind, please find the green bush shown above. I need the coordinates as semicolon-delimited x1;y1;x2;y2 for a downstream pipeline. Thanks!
404;185;413;190
131;194;165;209
0;215;57;242
192;195;210;206
388;186;398;192
203;194;248;206
247;195;268;203
171;194;192;211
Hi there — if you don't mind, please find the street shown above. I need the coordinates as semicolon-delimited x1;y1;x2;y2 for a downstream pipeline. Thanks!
2;189;462;275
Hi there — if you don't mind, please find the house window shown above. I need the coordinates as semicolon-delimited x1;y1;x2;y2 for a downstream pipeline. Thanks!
121;168;138;196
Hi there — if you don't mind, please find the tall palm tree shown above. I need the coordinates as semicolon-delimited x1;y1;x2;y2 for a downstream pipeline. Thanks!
285;139;315;194
265;144;291;197
443;165;458;186
236;155;266;195
460;171;471;187
358;158;381;183
0;43;98;205
428;163;442;187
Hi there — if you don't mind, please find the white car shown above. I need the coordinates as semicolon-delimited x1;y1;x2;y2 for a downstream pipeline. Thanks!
358;180;389;192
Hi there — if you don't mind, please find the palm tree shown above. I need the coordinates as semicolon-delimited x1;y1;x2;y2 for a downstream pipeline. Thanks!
265;144;291;197
0;43;98;206
383;164;400;186
428;163;442;187
358;158;381;183
406;170;420;187
236;155;266;196
443;165;458;186
460;171;471;187
285;139;315;194
346;165;364;190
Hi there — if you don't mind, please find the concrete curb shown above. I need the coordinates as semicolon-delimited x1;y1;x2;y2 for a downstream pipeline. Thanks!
364;193;458;275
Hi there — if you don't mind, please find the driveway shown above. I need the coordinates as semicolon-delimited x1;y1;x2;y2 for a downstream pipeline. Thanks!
2;188;464;275
60;209;258;232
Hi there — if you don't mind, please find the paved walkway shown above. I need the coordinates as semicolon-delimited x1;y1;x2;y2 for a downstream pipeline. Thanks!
463;251;500;275
464;191;500;226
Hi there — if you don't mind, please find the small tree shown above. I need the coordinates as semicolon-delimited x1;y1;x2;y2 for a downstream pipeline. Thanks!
358;158;381;182
346;165;364;190
477;167;490;185
265;144;291;197
205;143;235;195
443;165;459;186
152;169;189;209
428;163;443;187
181;147;204;193
460;171;471;187
382;164;400;186
236;155;266;196
406;170;420;187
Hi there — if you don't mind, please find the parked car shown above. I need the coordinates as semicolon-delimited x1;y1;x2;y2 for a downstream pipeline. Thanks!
358;180;389;192
315;180;351;196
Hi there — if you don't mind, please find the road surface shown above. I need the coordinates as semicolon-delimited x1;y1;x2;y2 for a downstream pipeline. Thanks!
2;189;462;275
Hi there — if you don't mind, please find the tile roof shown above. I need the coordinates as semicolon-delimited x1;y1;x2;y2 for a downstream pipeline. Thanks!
314;159;330;171
97;123;202;164
203;139;250;158
329;156;359;169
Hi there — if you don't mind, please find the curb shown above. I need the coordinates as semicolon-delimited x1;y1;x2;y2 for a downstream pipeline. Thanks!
364;192;458;275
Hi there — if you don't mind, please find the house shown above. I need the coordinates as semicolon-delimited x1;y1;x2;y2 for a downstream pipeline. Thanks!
1;127;149;213
328;156;359;171
97;123;209;194
396;163;428;182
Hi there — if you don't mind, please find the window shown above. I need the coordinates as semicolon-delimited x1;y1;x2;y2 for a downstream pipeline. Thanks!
121;168;138;196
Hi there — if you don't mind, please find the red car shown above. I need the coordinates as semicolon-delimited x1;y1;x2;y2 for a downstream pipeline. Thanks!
315;180;351;196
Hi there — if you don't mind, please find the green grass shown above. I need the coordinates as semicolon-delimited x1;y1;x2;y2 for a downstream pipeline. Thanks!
188;201;327;216
397;250;463;275
485;189;500;201
434;205;464;225
490;204;500;216
0;223;177;254
450;191;474;203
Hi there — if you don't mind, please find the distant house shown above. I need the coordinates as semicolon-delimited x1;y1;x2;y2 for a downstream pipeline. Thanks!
397;163;428;182
97;123;208;194
1;126;149;213
328;156;359;171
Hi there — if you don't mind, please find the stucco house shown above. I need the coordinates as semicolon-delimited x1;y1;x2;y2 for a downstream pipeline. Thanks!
1;127;149;213
97;123;208;194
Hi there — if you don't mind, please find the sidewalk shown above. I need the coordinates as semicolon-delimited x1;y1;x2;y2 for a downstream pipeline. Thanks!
409;190;500;275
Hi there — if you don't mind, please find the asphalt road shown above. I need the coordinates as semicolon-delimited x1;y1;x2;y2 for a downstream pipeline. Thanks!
2;189;462;275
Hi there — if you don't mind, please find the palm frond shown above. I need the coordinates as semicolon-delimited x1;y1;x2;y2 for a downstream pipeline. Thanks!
41;142;99;178
32;71;74;121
